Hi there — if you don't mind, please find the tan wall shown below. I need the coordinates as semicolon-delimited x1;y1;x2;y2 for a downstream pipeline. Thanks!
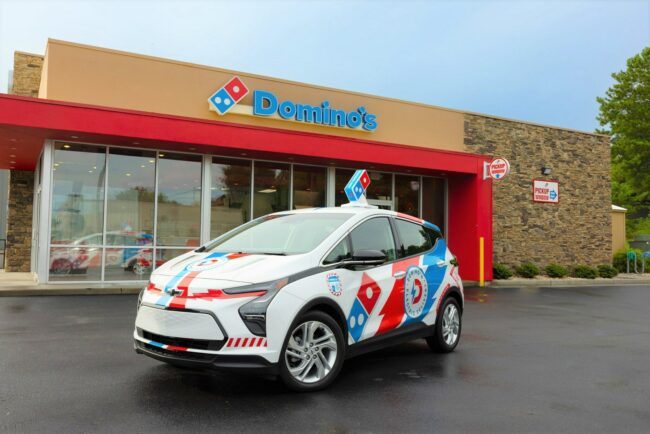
612;210;626;254
39;39;464;152
10;52;43;97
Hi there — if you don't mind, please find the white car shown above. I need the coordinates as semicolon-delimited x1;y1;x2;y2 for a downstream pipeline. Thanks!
134;206;463;391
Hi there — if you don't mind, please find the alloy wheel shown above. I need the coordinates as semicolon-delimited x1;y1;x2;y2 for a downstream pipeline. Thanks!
284;320;338;384
441;303;460;346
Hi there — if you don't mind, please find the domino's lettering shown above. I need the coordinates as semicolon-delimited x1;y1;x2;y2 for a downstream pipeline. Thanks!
253;90;377;131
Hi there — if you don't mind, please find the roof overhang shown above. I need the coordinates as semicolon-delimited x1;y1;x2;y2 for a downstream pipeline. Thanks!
0;94;487;175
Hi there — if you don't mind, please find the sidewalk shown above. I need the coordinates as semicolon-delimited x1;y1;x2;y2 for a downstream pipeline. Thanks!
488;273;650;287
0;271;141;296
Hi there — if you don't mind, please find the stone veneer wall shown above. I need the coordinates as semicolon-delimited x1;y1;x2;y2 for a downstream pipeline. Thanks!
464;114;611;269
10;52;43;97
5;171;34;272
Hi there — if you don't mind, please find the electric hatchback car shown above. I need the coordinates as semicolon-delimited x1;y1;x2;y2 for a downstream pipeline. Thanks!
134;207;463;391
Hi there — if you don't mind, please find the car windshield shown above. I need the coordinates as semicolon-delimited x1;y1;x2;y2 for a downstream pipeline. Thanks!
206;213;353;255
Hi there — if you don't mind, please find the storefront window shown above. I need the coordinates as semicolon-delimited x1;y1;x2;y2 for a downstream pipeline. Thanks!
50;143;105;245
253;161;289;218
106;148;155;245
335;168;354;206
49;246;103;281
156;152;202;247
104;247;153;281
293;165;327;209
422;177;445;233
395;174;420;217
211;157;251;239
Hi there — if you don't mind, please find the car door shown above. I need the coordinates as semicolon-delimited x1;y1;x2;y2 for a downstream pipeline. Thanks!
393;218;447;327
323;217;399;344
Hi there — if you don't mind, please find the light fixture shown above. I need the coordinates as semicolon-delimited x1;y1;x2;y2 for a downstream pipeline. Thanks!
148;160;155;163
541;166;552;176
132;141;140;145
10;161;16;164
9;138;16;142
70;135;79;139
126;173;132;177
259;188;277;193
188;147;196;151
63;144;71;149
10;154;16;158
240;153;247;156
159;153;165;157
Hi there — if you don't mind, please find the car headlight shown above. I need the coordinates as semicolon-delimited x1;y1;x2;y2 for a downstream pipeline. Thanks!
235;277;289;336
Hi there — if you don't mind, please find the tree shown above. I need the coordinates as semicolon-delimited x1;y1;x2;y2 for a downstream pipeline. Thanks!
597;47;650;220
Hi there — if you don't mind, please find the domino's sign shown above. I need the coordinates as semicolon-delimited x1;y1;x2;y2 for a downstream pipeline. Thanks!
208;77;378;131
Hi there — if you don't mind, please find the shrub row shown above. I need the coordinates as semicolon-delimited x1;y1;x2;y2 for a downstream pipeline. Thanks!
492;263;618;279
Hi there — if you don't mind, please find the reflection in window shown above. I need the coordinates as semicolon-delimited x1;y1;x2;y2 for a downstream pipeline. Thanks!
157;153;202;247
106;148;155;244
253;161;289;218
422;177;445;234
51;143;105;245
156;248;191;269
211;158;251;239
104;247;153;281
349;217;397;261
49;246;102;281
395;175;420;217
395;219;431;257
293;165;326;209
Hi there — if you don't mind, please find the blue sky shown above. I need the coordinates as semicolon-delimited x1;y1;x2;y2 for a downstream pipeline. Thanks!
0;0;648;132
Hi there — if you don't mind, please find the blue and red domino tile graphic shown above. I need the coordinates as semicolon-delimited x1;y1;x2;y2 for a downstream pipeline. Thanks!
346;230;450;342
148;252;264;309
344;170;371;202
208;76;249;115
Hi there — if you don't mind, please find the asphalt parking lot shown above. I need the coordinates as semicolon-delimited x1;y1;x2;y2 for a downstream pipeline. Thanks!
1;285;649;433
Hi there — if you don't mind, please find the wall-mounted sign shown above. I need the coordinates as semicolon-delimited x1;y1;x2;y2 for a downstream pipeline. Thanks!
483;157;510;181
208;76;378;132
533;179;559;203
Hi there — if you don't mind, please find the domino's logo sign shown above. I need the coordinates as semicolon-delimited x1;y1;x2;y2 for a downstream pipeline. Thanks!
208;76;249;115
186;257;227;272
344;170;371;202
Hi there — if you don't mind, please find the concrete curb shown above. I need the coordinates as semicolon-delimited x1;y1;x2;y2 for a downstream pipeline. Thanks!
0;286;142;296
488;278;650;288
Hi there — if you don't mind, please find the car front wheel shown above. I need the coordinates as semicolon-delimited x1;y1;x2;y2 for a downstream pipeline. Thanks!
279;311;345;392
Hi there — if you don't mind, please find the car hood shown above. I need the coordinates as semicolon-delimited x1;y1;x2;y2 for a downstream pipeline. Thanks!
152;250;309;285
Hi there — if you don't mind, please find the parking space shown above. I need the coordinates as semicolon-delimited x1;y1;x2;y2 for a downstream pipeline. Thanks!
1;285;649;433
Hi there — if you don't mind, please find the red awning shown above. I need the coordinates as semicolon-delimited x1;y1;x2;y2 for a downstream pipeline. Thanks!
0;93;486;174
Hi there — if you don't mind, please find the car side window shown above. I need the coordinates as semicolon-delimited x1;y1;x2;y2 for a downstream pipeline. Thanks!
323;238;351;265
349;217;397;261
395;219;432;257
424;226;443;247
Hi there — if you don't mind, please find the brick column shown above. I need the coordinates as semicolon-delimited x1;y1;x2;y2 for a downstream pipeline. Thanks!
5;170;34;272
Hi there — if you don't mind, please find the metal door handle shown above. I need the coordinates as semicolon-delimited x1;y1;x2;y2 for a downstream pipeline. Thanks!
393;271;406;279
437;260;447;267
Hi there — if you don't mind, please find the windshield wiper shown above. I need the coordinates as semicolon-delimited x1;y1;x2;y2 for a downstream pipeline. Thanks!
256;252;287;256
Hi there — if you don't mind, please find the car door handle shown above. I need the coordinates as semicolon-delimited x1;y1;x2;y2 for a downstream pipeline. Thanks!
393;271;406;279
437;260;447;267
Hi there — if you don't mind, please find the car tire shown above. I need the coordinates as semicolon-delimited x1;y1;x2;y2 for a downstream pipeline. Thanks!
279;310;345;392
426;296;462;353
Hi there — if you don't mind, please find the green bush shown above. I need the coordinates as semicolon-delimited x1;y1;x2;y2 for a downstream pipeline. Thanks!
515;262;540;278
545;263;569;278
573;265;598;279
613;248;642;272
597;264;618;278
493;263;513;279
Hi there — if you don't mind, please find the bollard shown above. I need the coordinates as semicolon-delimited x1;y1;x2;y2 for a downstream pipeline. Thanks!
643;252;650;274
627;251;638;274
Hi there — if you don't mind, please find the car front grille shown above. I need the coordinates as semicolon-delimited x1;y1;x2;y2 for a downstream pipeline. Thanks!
139;328;225;351
137;340;218;362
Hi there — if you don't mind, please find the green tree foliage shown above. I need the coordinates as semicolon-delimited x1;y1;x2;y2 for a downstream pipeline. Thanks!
597;48;650;222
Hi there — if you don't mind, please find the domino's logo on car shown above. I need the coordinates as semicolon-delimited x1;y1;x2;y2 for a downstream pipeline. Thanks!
344;170;371;202
208;76;249;115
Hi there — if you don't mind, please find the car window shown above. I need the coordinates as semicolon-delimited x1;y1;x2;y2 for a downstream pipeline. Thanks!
349;217;397;261
424;225;443;247
207;213;353;255
395;219;432;257
323;238;351;265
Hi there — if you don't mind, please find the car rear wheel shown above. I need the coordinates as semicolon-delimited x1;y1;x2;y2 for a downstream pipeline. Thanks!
279;311;345;392
426;296;462;353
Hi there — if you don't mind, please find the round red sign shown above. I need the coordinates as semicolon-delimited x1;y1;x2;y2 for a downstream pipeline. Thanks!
489;157;510;181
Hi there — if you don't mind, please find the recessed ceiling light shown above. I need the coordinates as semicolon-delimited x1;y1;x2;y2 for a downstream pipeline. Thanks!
140;165;145;168
132;142;140;145
188;147;196;151
10;161;16;164
70;136;79;139
159;153;165;157
126;173;131;176
63;144;71;149
148;160;155;163
240;153;247;156
9;138;16;142
10;154;16;158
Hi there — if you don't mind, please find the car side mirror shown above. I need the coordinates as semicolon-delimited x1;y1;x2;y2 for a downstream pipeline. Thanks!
342;249;387;266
